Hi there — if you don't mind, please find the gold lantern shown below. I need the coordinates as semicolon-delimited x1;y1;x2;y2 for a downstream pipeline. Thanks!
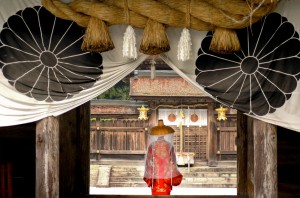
137;105;149;120
215;105;228;121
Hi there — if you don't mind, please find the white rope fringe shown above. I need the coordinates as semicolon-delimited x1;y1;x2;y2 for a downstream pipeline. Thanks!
123;25;137;59
177;28;192;61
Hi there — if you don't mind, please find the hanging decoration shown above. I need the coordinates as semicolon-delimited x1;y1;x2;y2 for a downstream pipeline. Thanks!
41;0;278;55
177;0;192;61
139;18;170;55
209;27;240;54
168;113;176;122
123;25;137;59
0;6;103;102
196;12;300;116
215;105;228;121
137;105;149;120
81;16;115;53
177;28;192;61
122;0;137;59
190;113;199;122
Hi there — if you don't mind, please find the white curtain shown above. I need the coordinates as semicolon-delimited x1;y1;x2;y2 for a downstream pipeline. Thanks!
0;0;147;126
1;0;300;134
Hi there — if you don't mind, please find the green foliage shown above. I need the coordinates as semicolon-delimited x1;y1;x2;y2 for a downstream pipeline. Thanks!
96;81;130;100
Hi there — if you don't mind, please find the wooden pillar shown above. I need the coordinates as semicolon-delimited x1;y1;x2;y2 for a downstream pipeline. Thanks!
237;112;277;198
36;116;59;198
253;118;277;197
207;102;217;166
59;102;90;197
237;111;249;197
148;101;157;129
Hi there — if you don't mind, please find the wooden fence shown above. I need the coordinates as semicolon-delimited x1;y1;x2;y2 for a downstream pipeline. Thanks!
90;118;147;155
90;117;236;161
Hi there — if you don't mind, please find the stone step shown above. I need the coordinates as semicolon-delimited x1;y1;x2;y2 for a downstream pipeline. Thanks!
178;183;237;188
181;172;237;178
109;182;237;188
182;177;237;183
109;182;147;187
91;163;238;188
179;167;237;173
110;166;237;173
109;176;237;184
110;171;237;178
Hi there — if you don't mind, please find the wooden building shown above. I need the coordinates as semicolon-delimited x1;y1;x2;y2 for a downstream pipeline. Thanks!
90;70;238;166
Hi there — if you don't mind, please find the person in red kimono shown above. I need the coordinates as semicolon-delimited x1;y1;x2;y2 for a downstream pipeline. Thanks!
143;120;183;195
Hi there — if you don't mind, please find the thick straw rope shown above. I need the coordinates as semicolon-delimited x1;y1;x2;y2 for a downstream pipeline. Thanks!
41;0;278;54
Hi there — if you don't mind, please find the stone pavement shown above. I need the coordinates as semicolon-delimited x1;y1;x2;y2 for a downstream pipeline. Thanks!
90;187;237;196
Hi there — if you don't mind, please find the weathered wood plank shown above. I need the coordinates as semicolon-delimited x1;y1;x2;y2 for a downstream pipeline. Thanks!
237;113;277;198
253;118;277;198
36;116;59;198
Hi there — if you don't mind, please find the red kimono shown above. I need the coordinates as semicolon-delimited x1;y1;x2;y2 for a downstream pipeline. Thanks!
143;136;183;195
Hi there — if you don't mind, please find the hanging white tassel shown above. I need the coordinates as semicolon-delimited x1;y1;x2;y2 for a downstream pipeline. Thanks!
177;28;192;61
123;25;137;59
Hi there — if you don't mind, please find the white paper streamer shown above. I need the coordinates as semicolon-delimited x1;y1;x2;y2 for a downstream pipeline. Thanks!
123;25;137;59
177;28;192;61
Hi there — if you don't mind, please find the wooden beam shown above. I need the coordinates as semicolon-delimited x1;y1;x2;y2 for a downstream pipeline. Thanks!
36;116;59;198
236;112;277;198
207;103;217;167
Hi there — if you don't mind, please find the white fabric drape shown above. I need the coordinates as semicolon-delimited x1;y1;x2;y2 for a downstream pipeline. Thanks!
1;0;300;134
0;0;147;126
160;1;300;133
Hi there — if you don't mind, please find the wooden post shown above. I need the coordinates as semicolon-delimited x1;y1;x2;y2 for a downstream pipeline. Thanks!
237;111;249;197
148;101;157;129
207;102;217;166
147;101;157;144
59;102;90;197
237;112;277;198
253;118;277;198
36;116;59;198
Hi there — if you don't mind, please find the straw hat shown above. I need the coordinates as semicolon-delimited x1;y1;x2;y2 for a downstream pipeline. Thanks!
150;120;174;135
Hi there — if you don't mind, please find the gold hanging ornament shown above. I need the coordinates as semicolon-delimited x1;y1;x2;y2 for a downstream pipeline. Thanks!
215;105;228;121
137;105;149;120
